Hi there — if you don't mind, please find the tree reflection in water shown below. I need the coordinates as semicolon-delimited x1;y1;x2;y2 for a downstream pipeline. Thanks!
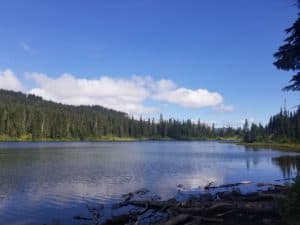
272;155;300;178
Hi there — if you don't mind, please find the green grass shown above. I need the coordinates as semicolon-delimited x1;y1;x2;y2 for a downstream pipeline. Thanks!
1;135;299;153
0;134;33;141
276;176;300;225
0;134;226;142
217;136;242;142
85;136;151;141
0;135;173;142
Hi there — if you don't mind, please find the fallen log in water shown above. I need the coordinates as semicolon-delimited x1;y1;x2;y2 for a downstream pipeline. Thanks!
274;177;296;182
205;179;292;191
128;200;168;210
204;182;215;190
127;199;278;217
122;192;134;201
205;181;252;189
170;203;232;216
256;182;289;189
90;180;293;225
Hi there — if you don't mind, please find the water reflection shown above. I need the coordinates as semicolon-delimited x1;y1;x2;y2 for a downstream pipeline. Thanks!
0;141;299;225
272;155;300;178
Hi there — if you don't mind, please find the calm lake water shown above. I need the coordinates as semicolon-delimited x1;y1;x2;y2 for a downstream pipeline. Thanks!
0;141;299;225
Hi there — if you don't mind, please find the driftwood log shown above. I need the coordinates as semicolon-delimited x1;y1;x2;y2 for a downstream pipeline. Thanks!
205;181;252;190
93;179;294;225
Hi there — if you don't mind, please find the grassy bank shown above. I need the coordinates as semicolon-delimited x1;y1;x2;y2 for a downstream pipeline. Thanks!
239;141;300;152
0;135;220;142
217;136;242;142
2;134;300;154
0;135;175;142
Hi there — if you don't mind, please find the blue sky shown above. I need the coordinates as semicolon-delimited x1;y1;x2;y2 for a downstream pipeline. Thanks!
0;0;299;126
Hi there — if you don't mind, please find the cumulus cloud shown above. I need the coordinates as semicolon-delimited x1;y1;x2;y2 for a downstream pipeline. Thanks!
0;69;233;115
154;88;223;108
26;72;229;114
0;69;24;91
26;72;157;114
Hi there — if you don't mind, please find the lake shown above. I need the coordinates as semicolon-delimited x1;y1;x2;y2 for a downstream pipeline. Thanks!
0;141;299;225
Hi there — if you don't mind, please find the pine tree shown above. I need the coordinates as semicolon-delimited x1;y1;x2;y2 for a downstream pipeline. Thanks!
274;4;300;91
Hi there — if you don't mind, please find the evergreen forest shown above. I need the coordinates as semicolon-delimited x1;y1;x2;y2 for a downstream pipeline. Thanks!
1;89;300;143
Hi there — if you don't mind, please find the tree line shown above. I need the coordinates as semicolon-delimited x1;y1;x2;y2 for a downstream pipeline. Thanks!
243;107;300;143
1;89;300;142
0;89;233;140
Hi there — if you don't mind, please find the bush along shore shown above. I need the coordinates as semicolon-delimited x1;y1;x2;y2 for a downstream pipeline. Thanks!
72;177;300;225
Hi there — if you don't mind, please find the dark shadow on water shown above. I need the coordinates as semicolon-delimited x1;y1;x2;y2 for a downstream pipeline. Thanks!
272;155;300;178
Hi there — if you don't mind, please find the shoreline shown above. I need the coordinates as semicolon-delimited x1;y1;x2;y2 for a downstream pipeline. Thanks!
1;136;300;153
0;135;218;142
76;178;299;225
239;142;300;152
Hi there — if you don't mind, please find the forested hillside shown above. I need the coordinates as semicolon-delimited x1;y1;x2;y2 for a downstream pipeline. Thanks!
0;89;224;140
1;89;300;142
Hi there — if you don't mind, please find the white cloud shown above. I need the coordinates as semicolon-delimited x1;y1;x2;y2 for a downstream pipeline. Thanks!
154;88;223;108
20;42;32;53
0;69;24;91
0;69;233;115
26;72;157;115
134;76;224;108
26;72;228;114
